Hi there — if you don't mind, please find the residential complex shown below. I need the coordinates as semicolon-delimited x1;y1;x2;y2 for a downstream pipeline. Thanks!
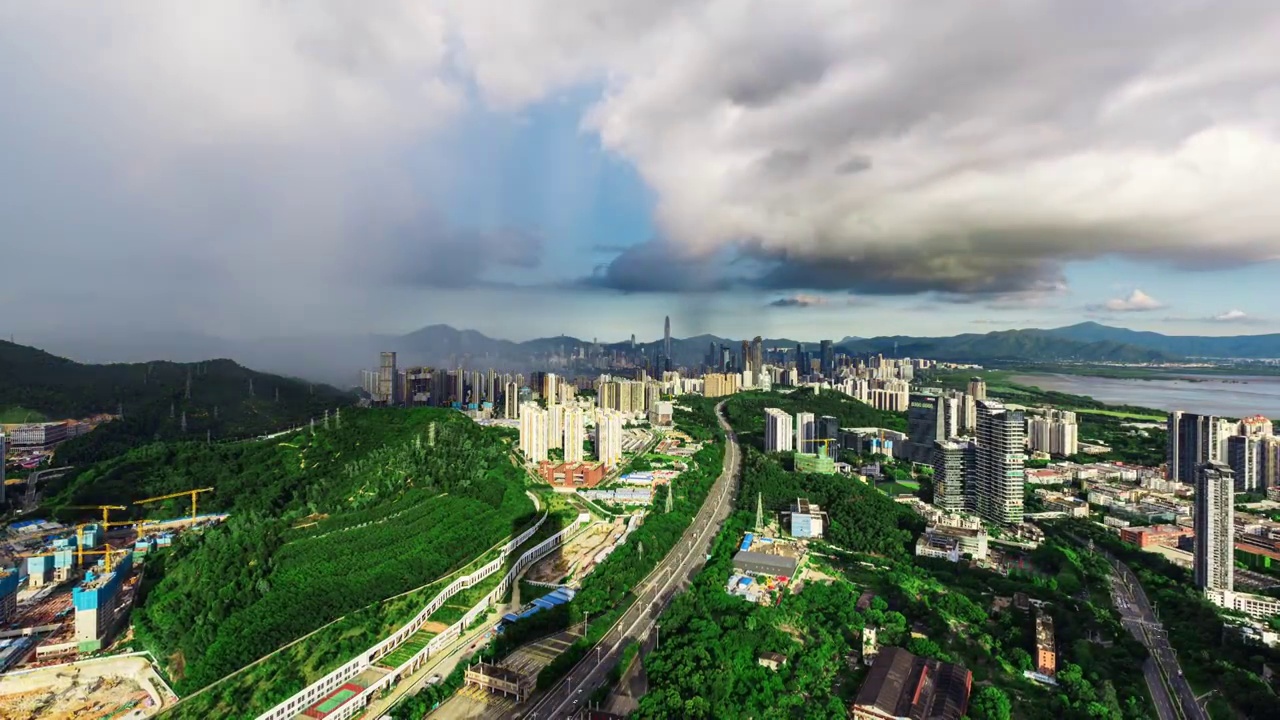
764;408;794;453
518;403;549;463
932;439;976;514
1026;409;1078;457
595;410;624;467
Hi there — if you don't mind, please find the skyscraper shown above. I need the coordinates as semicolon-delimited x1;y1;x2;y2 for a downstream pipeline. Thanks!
1194;461;1234;592
820;339;833;375
1168;412;1227;483
664;316;672;361
518;403;549;463
795;412;816;454
905;392;946;464
933;439;976;513
967;377;987;402
765;408;794;453
504;381;520;419
750;337;764;382
1227;435;1260;492
544;372;559;406
547;403;566;450
377;352;398;405
595;410;624;467
975;400;1025;525
818;416;841;458
563;408;586;463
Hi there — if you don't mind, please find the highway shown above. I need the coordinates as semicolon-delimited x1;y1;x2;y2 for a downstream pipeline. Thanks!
1097;546;1208;720
519;401;741;719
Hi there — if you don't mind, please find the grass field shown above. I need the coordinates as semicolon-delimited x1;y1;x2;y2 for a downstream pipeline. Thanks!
379;629;436;669
876;480;919;496
0;406;48;423
1071;408;1165;421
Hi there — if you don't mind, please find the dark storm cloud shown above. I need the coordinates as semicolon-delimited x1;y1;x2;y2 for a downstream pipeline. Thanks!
386;227;543;289
578;240;735;293
767;295;827;308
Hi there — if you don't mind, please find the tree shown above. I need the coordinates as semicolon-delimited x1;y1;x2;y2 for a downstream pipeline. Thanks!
967;686;1012;720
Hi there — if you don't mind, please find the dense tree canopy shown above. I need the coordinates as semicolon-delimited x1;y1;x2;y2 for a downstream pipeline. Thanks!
68;408;537;694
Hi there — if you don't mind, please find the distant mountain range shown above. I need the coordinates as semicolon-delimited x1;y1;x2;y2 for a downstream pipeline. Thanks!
20;321;1280;387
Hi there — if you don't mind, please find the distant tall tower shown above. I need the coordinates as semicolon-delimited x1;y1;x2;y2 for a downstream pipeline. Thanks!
664;316;672;361
967;377;987;402
1195;461;1234;592
377;352;398;405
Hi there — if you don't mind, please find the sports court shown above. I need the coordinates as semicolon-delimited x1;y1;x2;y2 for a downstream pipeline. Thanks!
300;683;362;719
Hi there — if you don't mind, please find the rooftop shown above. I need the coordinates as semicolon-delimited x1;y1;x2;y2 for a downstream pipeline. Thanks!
853;647;972;720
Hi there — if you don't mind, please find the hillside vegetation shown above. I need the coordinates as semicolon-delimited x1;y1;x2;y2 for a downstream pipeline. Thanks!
0;340;351;464
50;408;535;694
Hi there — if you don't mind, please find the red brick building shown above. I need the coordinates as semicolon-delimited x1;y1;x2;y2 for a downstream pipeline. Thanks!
538;461;606;488
1119;524;1191;549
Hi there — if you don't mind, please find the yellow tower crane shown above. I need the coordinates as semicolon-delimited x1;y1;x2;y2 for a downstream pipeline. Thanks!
76;542;129;575
133;488;215;529
62;506;127;565
802;438;833;455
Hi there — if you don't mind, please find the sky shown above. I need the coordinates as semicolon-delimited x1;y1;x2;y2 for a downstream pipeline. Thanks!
3;1;1280;348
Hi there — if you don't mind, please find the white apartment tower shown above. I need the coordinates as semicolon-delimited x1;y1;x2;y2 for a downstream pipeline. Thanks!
563;408;586;463
518;403;549;463
544;373;559;406
1194;462;1234;592
976;400;1025;525
1027;409;1078;457
504;381;520;419
595;410;624;467
764;408;795;453
546;403;567;450
795;412;816;454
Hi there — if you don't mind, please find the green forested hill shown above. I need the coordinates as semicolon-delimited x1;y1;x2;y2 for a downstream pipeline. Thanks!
0;340;352;463
50;408;536;693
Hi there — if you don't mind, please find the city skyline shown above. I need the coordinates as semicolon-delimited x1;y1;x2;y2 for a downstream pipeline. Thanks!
4;3;1280;346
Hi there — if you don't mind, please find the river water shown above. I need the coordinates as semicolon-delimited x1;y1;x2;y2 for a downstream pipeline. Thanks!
1009;373;1280;419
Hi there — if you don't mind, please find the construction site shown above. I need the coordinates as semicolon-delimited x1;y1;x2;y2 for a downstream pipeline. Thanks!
524;517;634;588
0;488;224;716
0;653;176;720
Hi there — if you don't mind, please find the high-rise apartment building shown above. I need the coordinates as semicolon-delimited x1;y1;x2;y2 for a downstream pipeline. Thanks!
967;377;987;402
544;373;559;406
1227;435;1260;492
1262;436;1280;490
1168;412;1227;483
976;400;1025;525
547;403;566;450
906;392;946;464
563;408;586;463
1194;461;1234;592
703;373;741;398
1027;410;1079;457
504;381;520;419
1238;415;1274;438
595;410;624;467
765;408;794;453
518;403;549;463
933;438;976;514
377;352;398;405
795;412;816;454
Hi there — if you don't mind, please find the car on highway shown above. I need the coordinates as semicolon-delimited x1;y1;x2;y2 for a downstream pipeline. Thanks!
427;674;442;685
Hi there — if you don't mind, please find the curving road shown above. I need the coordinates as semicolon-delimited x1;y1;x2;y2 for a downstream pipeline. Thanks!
1078;533;1207;720
519;402;741;719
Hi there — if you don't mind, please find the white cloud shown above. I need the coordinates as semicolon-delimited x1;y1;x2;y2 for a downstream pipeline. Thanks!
1091;289;1166;312
451;0;1280;295
1212;309;1252;322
